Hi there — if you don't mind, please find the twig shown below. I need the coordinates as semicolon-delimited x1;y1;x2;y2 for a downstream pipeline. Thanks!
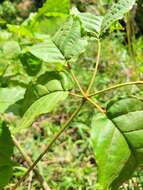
12;136;52;190
89;81;143;97
86;39;101;94
67;63;85;96
86;97;105;113
28;171;33;190
11;99;85;190
69;92;83;98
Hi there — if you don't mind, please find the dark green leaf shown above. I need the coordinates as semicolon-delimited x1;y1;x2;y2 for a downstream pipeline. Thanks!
20;52;42;76
0;122;14;189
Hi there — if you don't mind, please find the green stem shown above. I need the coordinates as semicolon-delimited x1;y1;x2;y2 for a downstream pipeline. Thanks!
86;40;101;94
67;63;85;96
89;81;143;97
12;136;51;190
86;97;105;113
11;99;85;190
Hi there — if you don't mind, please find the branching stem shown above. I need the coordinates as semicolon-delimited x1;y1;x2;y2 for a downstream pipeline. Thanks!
67;63;85;96
89;81;143;97
86;39;101;94
86;97;105;113
69;92;83;98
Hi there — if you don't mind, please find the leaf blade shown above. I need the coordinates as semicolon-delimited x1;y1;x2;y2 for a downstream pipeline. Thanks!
101;0;136;34
90;114;131;189
19;91;68;130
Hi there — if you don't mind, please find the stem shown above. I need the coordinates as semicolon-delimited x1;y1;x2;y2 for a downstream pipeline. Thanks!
69;92;83;98
89;81;143;97
11;99;85;190
86;97;105;113
12;136;52;190
126;12;133;56
67;63;85;96
86;40;101;94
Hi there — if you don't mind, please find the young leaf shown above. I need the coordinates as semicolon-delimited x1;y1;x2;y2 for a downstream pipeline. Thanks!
90;114;131;190
101;0;136;34
77;12;103;38
0;123;14;189
53;16;88;60
19;91;68;130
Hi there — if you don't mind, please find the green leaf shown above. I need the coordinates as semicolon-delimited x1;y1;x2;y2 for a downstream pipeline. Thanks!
90;114;131;190
20;52;42;76
107;98;143;118
104;97;143;188
0;122;14;189
77;12;103;38
38;0;70;17
101;0;136;33
53;16;88;60
37;70;74;91
19;91;68;130
0;87;25;113
21;71;73;115
27;37;65;64
3;41;21;57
